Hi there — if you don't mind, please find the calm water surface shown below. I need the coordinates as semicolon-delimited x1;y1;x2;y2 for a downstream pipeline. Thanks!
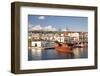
28;47;88;60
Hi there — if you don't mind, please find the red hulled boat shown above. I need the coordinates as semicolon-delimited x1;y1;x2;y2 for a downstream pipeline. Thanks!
54;41;73;53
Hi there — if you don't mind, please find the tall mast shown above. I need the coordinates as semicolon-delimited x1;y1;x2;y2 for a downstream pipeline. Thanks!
66;25;69;31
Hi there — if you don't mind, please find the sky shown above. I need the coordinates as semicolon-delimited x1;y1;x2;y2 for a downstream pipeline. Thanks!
28;15;88;32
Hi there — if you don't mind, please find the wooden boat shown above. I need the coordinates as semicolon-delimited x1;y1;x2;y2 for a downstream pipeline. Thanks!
54;41;73;53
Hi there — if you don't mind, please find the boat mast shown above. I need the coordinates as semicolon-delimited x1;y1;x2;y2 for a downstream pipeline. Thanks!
66;25;71;43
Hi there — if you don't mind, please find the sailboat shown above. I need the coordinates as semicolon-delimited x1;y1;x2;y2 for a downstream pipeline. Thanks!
54;26;73;53
54;41;73;53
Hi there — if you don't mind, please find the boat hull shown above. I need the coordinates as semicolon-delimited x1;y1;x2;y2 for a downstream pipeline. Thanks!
55;46;72;53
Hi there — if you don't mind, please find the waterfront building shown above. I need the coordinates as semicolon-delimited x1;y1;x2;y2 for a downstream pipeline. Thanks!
28;30;88;46
31;40;43;47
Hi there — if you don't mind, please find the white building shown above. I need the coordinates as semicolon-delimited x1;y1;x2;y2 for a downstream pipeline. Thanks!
31;40;49;48
31;41;43;47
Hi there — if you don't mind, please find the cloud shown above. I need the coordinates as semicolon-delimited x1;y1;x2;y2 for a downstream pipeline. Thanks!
29;25;57;31
62;27;70;31
28;24;33;31
62;28;67;31
44;25;57;31
31;25;42;30
38;16;45;20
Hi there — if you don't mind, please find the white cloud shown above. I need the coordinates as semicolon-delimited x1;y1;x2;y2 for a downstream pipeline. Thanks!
44;25;57;31
62;28;70;31
29;25;57;31
28;24;33;31
62;28;67;31
38;16;45;20
31;25;42;30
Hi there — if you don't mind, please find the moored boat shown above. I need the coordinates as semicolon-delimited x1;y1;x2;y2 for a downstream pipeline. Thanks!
54;41;73;53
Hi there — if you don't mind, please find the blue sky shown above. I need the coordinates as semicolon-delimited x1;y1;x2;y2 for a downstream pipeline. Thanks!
28;15;88;32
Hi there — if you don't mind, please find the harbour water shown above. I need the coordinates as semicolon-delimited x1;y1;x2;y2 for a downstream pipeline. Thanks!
28;47;88;60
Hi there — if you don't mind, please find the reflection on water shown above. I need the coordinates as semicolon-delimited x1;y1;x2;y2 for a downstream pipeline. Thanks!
28;47;88;60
